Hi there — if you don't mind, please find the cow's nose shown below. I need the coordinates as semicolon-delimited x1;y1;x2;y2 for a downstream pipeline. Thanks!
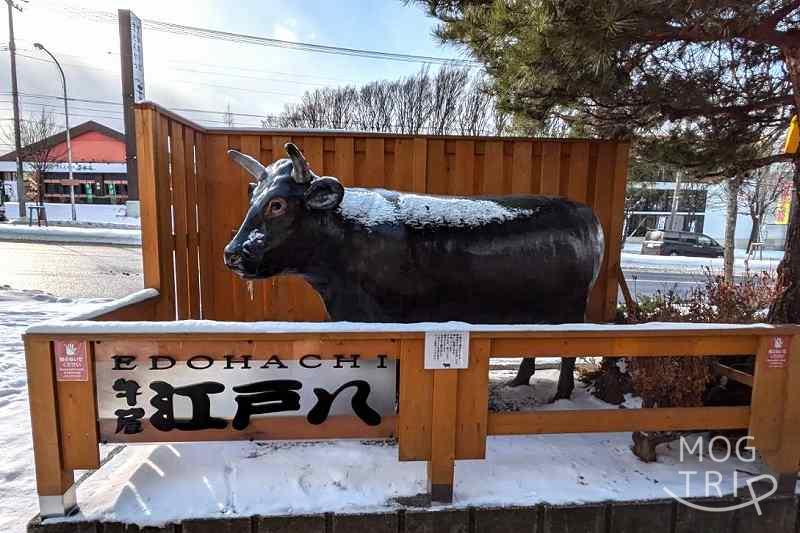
226;251;243;268
224;244;243;268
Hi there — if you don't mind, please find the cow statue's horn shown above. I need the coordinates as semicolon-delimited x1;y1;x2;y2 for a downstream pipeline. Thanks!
285;142;317;184
228;150;269;182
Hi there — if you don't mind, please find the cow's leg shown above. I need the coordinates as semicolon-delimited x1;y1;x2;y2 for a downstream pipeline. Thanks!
552;357;576;401
507;357;536;387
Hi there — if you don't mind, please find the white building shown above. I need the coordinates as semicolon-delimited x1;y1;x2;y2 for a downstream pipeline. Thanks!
625;177;791;250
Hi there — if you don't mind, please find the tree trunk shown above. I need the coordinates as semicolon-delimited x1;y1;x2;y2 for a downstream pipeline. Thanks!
770;44;800;323
768;158;800;323
747;215;761;252
723;178;741;283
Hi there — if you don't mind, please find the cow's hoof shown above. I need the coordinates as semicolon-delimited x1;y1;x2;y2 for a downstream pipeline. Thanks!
506;376;533;387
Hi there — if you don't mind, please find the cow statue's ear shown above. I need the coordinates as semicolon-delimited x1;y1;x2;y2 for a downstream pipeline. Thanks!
304;176;344;211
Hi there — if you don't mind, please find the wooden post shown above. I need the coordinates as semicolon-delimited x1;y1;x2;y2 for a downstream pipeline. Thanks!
749;336;788;453
24;336;76;517
428;369;459;503
760;334;800;490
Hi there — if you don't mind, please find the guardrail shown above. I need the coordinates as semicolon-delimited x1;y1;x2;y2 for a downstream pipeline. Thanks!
22;291;800;516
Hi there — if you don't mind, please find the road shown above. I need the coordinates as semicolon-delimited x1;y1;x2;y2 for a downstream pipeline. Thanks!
623;269;714;300
0;241;717;301
1;241;143;299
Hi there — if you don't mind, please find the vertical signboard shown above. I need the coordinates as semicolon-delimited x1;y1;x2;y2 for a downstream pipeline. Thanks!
118;9;143;201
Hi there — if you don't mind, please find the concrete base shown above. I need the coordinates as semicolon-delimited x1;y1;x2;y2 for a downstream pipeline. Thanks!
28;495;800;533
38;486;77;519
125;201;140;218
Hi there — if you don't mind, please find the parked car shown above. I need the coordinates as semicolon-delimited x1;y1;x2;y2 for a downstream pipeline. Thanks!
640;230;724;258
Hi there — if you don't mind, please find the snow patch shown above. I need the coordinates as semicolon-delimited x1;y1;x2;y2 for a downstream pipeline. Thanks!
339;189;536;228
26;317;782;336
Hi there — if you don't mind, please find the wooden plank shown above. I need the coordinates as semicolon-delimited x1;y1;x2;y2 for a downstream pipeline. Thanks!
334;137;355;186
195;132;213;319
540;142;561;195
428;369;458;503
392;138;415;191
412;138;427;193
100;415;395;443
155;114;177;320
57;342;100;470
94;297;158;321
713;362;754;387
566;142;590;203
24;337;74;496
170;121;191;320
488;406;751;435
303;136;324;173
241;135;266;321
93;338;401;361
586;142;617;322
184;127;202;319
364;138;385;187
453;140;474;195
226;134;249;323
398;339;433;461
603;143;630;321
482;141;504;195
455;338;489;460
134;108;164;312
426;139;447;195
491;335;760;357
761;334;800;473
511;141;532;193
749;336;788;452
206;134;234;320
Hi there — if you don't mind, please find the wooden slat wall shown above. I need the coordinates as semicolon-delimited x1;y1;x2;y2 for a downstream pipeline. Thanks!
137;105;630;323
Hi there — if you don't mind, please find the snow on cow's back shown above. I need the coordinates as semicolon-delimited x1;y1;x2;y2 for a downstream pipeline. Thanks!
338;188;541;229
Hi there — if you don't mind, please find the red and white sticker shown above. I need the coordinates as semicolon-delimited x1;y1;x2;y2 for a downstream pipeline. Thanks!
54;340;89;381
767;336;791;369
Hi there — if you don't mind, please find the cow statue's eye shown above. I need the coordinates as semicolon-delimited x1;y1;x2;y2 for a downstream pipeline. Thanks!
265;198;288;217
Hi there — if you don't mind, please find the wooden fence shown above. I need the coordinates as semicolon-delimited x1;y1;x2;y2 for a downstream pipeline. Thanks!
134;102;630;324
23;290;800;509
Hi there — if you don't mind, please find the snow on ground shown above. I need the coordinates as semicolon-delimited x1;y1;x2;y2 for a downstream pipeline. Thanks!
45;369;765;527
0;287;109;533
3;202;140;227
0;223;141;246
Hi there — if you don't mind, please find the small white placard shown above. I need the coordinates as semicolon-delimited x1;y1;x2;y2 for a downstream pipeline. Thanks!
424;331;469;369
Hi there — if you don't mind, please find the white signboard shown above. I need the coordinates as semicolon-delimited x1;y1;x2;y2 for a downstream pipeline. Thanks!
424;331;469;369
130;12;145;102
96;353;396;440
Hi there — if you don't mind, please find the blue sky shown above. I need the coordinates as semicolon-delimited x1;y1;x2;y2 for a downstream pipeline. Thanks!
0;0;473;146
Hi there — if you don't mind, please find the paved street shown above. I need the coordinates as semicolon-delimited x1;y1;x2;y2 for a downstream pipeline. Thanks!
0;240;722;302
623;269;715;299
0;241;143;299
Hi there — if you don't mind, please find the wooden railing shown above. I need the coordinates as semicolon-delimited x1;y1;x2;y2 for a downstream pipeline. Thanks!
134;102;630;324
23;301;800;509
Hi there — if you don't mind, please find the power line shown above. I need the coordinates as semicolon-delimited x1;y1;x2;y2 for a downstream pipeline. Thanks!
41;2;480;67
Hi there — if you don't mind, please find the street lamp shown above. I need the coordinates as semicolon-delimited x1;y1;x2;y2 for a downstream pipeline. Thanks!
33;42;76;222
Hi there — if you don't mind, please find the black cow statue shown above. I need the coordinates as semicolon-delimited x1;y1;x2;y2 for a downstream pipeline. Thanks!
224;143;605;400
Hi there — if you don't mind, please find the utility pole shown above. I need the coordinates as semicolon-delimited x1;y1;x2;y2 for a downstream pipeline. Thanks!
668;169;683;231
6;0;26;220
34;43;76;221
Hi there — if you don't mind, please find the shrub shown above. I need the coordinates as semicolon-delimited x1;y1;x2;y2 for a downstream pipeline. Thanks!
623;268;784;408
